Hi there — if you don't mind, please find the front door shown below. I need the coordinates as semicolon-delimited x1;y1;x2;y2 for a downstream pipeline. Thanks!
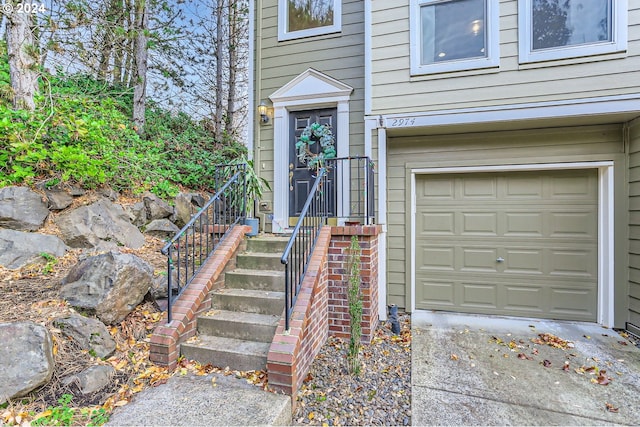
288;108;337;222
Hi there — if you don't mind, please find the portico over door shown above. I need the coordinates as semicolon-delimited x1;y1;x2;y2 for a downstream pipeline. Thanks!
289;108;337;223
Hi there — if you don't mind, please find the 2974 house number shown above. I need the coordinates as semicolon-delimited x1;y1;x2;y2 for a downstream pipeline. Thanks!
388;118;416;127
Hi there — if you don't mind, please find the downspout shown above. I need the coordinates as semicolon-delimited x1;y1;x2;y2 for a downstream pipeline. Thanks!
247;0;256;159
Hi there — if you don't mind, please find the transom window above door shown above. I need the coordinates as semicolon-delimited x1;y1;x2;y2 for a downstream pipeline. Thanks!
518;0;627;63
278;0;342;41
410;0;499;75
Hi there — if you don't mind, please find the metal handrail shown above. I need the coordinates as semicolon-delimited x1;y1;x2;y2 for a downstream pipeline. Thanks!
280;168;328;331
161;164;246;323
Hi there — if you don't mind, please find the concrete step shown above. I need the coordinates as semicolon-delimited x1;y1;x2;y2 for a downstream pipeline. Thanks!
197;310;279;343
225;269;285;292
211;288;285;316
245;236;290;254
180;335;271;372
237;252;285;271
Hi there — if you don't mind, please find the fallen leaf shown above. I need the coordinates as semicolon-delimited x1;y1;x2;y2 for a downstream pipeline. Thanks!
562;362;570;371
583;335;591;339
618;341;628;346
532;348;539;355
517;353;532;360
596;371;611;385
543;359;552;367
450;354;459;361
605;402;619;413
308;412;315;420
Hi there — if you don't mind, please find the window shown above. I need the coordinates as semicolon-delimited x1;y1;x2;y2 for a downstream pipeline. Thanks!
278;0;342;41
518;0;627;63
410;0;499;75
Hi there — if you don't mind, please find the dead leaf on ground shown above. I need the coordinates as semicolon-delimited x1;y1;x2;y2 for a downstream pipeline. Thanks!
605;402;619;413
542;359;552;367
450;354;459;361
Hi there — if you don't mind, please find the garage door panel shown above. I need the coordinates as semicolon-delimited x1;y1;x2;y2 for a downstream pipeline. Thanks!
418;212;455;234
415;170;598;322
417;280;455;306
504;212;544;236
462;176;497;198
549;212;597;238
462;212;498;235
503;285;544;312
549;288;597;319
504;176;544;199
461;248;499;272
419;247;455;271
460;283;498;308
549;249;595;277
503;249;543;274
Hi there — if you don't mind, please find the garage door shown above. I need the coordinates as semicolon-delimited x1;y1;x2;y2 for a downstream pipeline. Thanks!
415;169;598;321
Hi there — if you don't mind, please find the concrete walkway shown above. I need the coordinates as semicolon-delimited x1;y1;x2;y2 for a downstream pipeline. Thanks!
411;312;640;426
106;371;291;426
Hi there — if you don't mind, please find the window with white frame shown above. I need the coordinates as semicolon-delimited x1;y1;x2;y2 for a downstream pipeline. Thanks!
518;0;627;63
410;0;499;75
278;0;342;41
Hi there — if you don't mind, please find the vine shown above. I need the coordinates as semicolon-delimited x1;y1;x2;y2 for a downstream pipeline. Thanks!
347;235;363;375
295;122;336;173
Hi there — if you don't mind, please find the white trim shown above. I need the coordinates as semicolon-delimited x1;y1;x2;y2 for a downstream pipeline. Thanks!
371;94;640;129
518;0;627;64
278;0;342;41
377;126;388;320
409;161;615;326
364;0;372;115
247;0;256;159
269;69;353;233
410;0;500;76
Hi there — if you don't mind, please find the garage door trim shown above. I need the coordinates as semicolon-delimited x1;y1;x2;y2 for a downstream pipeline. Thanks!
409;161;614;326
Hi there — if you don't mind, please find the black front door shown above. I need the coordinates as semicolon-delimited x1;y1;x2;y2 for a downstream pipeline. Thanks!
289;108;337;218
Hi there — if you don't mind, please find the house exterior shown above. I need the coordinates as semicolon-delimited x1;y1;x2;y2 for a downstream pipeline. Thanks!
250;0;640;331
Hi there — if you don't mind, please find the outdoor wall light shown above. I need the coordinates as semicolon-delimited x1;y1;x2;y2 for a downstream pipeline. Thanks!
258;100;272;124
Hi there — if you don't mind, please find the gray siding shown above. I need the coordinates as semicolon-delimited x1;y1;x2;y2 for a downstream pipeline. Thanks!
370;0;640;115
629;119;640;327
386;124;625;311
255;0;365;208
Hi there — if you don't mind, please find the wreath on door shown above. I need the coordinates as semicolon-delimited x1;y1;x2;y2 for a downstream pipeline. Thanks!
295;122;336;173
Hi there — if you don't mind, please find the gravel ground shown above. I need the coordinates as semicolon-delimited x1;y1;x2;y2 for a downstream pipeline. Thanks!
293;314;411;426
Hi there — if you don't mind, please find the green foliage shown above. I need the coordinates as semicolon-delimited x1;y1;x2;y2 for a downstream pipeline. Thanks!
31;394;109;427
32;394;75;426
347;235;363;375
0;41;246;198
40;252;58;275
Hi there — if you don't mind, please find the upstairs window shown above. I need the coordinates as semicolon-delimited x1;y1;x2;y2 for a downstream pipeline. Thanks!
278;0;342;41
518;0;627;63
410;0;499;75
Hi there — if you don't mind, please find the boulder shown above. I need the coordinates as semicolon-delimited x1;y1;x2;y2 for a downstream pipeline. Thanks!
0;186;49;231
150;269;179;300
0;322;54;404
0;229;67;269
144;219;180;239
44;188;74;210
55;198;146;249
60;251;153;325
143;193;174;221
126;201;148;227
62;365;115;395
173;192;207;227
54;313;116;359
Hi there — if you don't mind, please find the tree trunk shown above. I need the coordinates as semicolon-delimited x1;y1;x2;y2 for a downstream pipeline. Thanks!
214;0;225;141
225;0;237;137
132;0;148;136
4;0;39;111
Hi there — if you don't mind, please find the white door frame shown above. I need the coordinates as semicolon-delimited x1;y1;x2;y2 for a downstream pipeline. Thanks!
269;69;353;232
409;162;615;326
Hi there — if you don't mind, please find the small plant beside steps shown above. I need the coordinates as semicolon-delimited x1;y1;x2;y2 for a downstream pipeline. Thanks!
347;235;363;375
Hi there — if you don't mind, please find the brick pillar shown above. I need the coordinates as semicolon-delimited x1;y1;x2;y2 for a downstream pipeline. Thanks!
327;225;381;343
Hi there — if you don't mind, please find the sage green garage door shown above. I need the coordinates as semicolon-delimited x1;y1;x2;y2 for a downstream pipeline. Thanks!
415;169;598;321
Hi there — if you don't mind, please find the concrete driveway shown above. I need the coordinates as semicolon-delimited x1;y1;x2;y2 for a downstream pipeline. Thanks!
411;312;640;426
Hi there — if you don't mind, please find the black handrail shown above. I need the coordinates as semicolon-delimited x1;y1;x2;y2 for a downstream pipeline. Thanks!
280;168;328;331
161;164;246;323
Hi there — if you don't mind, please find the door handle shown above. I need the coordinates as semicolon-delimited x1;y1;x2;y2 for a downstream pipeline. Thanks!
289;171;294;191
